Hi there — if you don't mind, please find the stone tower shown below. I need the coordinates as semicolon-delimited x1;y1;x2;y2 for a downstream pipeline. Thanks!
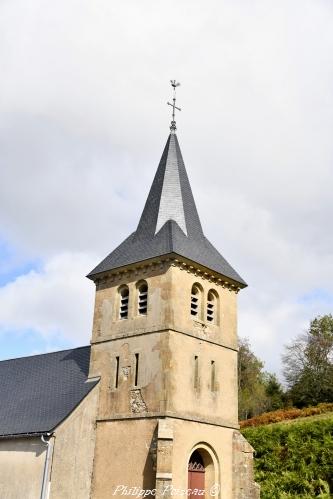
87;131;259;498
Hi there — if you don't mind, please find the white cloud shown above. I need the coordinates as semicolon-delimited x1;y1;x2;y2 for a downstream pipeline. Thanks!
0;253;96;343
0;0;333;374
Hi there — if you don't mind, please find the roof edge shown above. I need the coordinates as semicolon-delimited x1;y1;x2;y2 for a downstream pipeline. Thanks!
0;344;91;364
0;432;48;439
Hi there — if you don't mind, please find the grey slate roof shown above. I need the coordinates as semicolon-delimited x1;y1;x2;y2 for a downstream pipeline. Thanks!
88;133;246;286
0;346;98;437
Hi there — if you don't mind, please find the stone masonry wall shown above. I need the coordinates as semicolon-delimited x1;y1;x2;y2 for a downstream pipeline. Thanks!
232;431;260;499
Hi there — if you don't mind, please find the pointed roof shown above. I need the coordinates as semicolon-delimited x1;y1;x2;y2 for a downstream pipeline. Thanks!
88;133;246;287
136;133;203;240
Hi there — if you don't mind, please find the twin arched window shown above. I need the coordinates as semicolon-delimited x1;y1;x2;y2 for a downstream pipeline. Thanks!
118;281;217;322
118;281;148;319
190;284;219;325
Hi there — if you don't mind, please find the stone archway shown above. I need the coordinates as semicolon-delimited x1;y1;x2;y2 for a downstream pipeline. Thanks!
187;444;219;499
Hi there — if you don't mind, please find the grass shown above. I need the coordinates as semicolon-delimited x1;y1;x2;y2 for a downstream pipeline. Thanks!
274;412;333;426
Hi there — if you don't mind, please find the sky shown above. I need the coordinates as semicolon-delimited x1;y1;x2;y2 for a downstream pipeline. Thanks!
0;0;333;378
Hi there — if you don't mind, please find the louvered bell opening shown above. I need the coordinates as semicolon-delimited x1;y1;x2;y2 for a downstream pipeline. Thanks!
120;288;129;319
191;296;198;316
191;285;201;317
207;301;214;322
138;284;148;315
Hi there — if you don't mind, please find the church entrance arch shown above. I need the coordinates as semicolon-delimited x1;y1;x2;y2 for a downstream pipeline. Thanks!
187;444;219;499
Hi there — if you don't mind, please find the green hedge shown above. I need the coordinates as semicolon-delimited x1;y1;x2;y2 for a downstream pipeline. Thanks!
242;416;333;498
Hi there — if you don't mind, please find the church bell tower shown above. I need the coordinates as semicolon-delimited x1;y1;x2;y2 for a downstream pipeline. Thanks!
87;84;259;499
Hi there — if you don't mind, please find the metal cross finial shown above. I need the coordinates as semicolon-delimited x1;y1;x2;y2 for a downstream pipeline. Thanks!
167;80;181;132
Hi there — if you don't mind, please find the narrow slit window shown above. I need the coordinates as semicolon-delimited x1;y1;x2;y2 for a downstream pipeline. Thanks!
134;353;139;387
191;285;200;317
119;286;129;319
207;291;215;323
138;282;148;315
115;356;120;389
211;360;215;391
194;355;199;389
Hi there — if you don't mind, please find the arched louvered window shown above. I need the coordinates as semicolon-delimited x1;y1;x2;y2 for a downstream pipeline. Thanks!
191;284;202;318
137;281;148;315
119;285;129;319
207;290;219;324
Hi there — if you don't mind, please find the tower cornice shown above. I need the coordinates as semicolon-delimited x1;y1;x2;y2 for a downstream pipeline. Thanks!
92;254;245;294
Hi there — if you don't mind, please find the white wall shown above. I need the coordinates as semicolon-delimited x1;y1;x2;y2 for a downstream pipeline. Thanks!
0;437;45;499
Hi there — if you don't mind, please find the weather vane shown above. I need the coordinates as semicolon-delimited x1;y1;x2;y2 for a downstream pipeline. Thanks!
167;80;181;132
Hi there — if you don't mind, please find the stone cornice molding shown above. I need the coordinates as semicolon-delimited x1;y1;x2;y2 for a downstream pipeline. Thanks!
94;254;243;294
96;411;240;430
91;327;238;352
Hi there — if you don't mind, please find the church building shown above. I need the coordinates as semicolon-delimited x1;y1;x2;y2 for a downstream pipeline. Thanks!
0;86;259;499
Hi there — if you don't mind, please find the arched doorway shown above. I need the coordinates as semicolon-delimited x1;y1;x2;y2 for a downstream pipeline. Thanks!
187;444;219;499
188;450;205;498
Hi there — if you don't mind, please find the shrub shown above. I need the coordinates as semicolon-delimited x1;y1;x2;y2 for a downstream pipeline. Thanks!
240;403;333;428
242;416;333;498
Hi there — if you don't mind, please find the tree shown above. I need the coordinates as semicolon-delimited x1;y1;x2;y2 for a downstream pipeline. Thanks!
263;373;286;412
238;338;286;419
238;338;269;420
282;314;333;407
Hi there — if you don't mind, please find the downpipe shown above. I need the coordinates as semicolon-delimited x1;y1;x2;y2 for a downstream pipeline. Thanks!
40;434;54;499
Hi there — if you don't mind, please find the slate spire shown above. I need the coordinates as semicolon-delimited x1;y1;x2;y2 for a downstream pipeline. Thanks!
135;133;203;239
88;133;246;287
